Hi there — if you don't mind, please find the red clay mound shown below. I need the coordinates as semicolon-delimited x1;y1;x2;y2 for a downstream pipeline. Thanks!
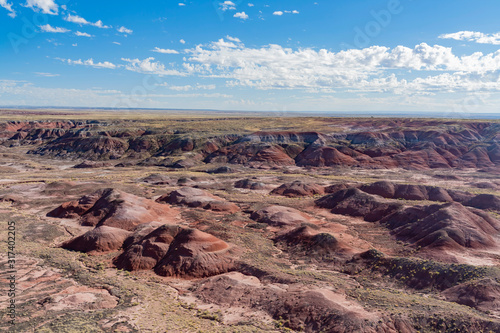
154;228;234;278
156;187;239;213
315;188;402;222
381;202;500;250
443;278;500;314
466;194;500;211
360;181;454;202
114;224;183;271
274;226;351;259
250;205;312;227
60;226;131;253
270;180;325;197
48;188;173;231
324;182;356;194
140;174;174;185
234;178;267;190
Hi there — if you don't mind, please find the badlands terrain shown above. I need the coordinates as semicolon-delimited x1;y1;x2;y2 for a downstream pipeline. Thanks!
0;109;499;332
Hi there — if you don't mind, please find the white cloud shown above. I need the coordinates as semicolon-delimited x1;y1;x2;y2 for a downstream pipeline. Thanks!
75;31;93;37
248;3;254;7
180;39;186;44
169;84;216;91
234;12;248;20
226;36;241;42
121;57;186;76
117;26;133;34
64;14;110;29
186;39;500;93
39;24;69;33
178;2;185;6
34;72;59;77
25;0;58;15
220;1;236;11
112;42;121;45
63;58;118;69
274;10;299;15
152;47;179;54
0;0;16;18
72;43;77;47
439;31;500;45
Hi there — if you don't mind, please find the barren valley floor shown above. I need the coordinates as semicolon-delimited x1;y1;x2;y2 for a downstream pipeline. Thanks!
0;111;499;332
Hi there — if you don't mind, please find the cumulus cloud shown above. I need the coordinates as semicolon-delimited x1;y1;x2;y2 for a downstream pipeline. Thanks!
117;26;133;34
248;3;254;7
234;12;248;20
63;58;118;69
274;10;299;16
180;39;186;44
39;24;69;33
0;0;16;18
152;47;179;54
439;31;500;45
75;31;93;37
185;39;500;93
121;57;186;76
220;1;236;11
273;11;283;16
64;14;110;29
25;0;58;15
178;2;185;6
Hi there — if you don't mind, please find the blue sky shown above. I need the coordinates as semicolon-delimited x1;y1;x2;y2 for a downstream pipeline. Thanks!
1;0;500;114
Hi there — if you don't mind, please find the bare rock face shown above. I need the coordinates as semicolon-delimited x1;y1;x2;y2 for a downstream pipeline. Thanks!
154;228;234;278
48;188;174;231
443;278;500;314
315;188;402;222
114;224;183;271
156;187;239;213
381;202;500;250
270;180;325;197
60;226;131;253
250;205;312;227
